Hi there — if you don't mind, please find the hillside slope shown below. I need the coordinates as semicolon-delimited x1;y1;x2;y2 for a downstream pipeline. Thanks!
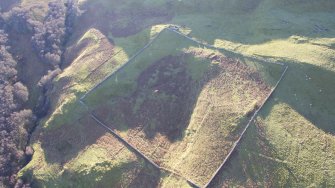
15;0;335;187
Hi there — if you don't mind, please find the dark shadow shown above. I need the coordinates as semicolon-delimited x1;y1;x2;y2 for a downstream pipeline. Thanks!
127;162;161;188
206;149;245;188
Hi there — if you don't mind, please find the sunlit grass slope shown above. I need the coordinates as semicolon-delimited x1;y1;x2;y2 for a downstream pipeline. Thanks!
20;0;335;187
163;0;335;186
84;29;283;186
211;103;335;187
209;61;335;187
18;6;189;187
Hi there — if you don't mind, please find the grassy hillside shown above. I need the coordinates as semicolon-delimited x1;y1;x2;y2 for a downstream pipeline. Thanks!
210;103;335;187
19;0;335;187
83;29;283;186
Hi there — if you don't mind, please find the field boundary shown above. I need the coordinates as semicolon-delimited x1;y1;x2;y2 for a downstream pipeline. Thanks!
59;49;124;93
80;97;201;187
80;28;168;101
93;115;201;187
203;65;288;187
78;26;289;188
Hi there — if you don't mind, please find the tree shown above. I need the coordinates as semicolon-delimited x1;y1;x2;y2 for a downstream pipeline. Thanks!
29;2;66;66
0;29;32;188
0;1;78;186
13;82;29;103
2;7;29;33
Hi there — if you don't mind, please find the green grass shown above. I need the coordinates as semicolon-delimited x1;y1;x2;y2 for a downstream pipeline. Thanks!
19;141;148;188
18;16;175;187
212;102;335;187
84;27;284;185
20;0;335;187
160;172;193;188
84;29;204;106
42;93;85;129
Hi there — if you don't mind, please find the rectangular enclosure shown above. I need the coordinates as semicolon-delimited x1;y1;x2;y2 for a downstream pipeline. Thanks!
82;29;285;186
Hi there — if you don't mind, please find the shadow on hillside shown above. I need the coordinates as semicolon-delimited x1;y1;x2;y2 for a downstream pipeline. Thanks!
38;114;107;164
37;114;161;188
71;0;335;48
24;1;335;186
33;114;164;187
87;26;286;143
26;160;162;187
91;53;218;142
31;0;175;176
206;61;335;186
183;13;335;46
170;1;335;45
260;61;335;134
127;162;161;188
207;119;302;187
67;0;174;47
